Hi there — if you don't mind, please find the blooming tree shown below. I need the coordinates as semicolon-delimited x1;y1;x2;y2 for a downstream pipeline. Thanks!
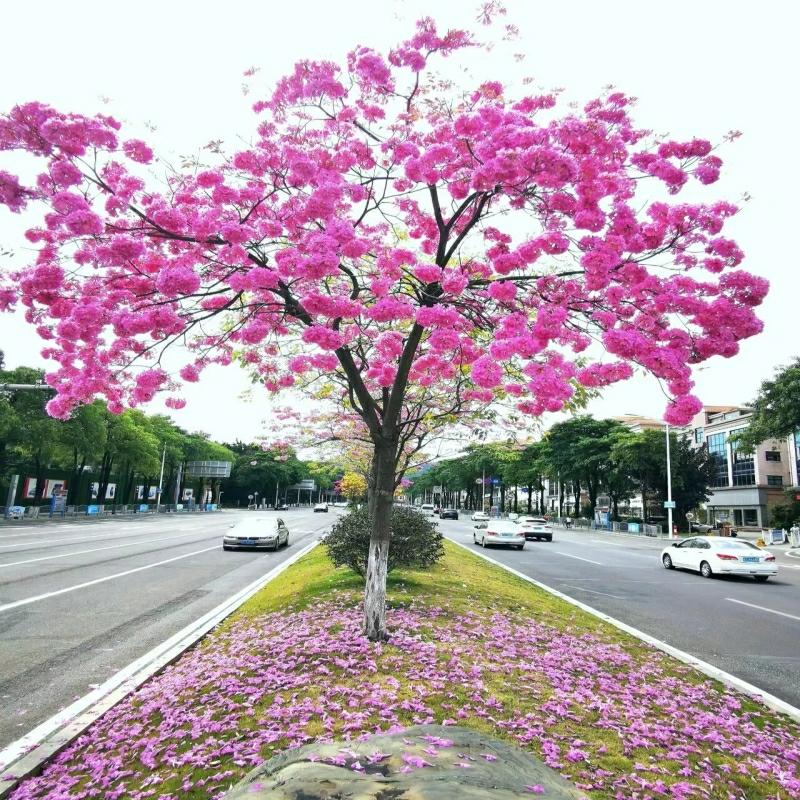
0;14;766;639
338;471;368;502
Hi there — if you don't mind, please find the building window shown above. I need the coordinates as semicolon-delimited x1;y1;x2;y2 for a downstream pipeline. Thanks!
765;451;781;462
730;427;755;487
767;475;783;487
694;427;704;444
706;432;729;487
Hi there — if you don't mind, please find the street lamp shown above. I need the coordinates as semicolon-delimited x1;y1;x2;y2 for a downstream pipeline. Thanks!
665;423;675;539
254;491;259;509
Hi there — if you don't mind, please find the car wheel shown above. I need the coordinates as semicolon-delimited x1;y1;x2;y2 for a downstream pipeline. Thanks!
516;544;525;550
662;553;674;569
284;536;290;547
700;560;713;579
223;545;232;551
754;575;769;582
544;536;552;542
481;535;487;548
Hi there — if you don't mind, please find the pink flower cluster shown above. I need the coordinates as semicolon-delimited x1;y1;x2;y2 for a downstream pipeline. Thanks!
8;599;800;800
0;16;766;426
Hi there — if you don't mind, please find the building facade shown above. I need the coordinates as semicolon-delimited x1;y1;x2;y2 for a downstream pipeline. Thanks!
682;406;792;528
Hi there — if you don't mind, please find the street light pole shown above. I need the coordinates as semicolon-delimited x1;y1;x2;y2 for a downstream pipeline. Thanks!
666;423;674;539
155;443;166;513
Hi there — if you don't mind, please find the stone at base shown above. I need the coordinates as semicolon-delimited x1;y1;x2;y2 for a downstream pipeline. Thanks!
222;724;587;799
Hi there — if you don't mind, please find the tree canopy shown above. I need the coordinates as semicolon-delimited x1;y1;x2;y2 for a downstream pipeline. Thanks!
0;12;765;639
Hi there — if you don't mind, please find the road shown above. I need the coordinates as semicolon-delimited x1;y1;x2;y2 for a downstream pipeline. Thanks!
0;508;336;750
444;517;800;709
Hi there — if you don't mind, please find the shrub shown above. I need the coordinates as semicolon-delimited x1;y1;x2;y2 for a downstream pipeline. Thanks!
324;506;445;578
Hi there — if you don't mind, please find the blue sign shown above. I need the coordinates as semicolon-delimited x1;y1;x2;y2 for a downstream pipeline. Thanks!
491;478;501;485
7;506;25;518
139;504;149;512
628;522;640;533
87;505;99;515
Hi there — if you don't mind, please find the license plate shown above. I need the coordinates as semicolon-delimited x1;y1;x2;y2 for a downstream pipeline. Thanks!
502;533;513;538
239;539;256;545
742;557;759;563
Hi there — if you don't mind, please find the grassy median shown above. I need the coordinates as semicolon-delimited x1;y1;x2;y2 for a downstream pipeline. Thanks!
8;541;800;800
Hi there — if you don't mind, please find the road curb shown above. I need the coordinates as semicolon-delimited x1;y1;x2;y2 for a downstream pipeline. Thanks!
0;538;321;798
446;536;800;725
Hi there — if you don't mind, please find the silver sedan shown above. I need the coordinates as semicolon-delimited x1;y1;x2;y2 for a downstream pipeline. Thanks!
223;518;290;551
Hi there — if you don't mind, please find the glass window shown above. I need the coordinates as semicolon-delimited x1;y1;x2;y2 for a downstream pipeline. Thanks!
767;475;783;487
706;433;729;487
744;509;758;526
694;427;704;444
730;428;754;487
765;451;781;462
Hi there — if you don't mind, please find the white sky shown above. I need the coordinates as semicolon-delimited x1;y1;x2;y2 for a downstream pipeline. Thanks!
0;0;796;443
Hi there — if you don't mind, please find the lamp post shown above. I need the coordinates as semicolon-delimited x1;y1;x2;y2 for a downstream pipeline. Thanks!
666;423;674;539
254;491;259;509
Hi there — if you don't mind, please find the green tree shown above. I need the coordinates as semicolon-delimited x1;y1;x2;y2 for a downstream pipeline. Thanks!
733;358;800;452
55;401;106;504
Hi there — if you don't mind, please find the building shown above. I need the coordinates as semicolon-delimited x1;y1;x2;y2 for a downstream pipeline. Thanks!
682;406;792;528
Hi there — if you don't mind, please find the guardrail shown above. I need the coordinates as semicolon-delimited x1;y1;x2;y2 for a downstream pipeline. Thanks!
549;516;665;537
1;503;223;521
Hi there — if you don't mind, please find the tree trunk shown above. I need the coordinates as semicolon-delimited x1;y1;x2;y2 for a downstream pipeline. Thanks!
363;439;396;642
526;484;533;513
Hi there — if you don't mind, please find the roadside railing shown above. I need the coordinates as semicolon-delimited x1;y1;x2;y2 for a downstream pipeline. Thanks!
550;516;666;538
1;503;223;521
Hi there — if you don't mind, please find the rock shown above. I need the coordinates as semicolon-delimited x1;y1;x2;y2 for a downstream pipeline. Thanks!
222;724;587;799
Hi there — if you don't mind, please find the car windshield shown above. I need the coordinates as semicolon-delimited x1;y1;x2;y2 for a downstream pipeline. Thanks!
231;519;276;534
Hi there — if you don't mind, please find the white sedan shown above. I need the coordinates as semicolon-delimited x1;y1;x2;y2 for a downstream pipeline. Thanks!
471;511;490;522
473;521;526;550
517;516;553;542
661;536;777;581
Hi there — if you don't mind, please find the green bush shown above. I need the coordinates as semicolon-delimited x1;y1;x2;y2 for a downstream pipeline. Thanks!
324;506;445;578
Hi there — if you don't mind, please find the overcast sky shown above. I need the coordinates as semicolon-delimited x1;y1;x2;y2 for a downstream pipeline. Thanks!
1;0;796;444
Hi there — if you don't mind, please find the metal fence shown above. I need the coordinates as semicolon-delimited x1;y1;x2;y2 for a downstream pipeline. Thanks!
550;516;665;537
1;503;222;521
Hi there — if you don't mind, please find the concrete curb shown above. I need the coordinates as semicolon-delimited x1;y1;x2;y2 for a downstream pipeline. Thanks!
0;538;321;798
446;536;800;725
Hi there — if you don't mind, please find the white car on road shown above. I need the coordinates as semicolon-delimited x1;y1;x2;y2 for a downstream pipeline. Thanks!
473;521;526;550
471;511;490;522
517;516;553;542
661;537;777;581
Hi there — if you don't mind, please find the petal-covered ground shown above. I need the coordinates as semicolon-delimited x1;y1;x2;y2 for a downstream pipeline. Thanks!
7;546;800;799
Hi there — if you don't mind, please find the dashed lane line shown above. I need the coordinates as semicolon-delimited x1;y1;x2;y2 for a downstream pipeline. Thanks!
553;551;604;566
559;584;626;600
726;598;800;623
0;545;219;614
0;531;215;568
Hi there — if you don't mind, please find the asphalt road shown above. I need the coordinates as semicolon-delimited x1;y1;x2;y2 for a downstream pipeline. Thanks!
0;508;337;750
443;518;800;709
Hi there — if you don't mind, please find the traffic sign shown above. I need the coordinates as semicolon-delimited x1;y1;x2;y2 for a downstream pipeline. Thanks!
663;500;676;509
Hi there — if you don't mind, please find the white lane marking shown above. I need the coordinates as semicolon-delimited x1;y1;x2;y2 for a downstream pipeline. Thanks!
0;531;214;568
554;551;603;565
0;524;219;551
726;598;800;623
559;584;626;599
0;545;220;614
590;539;629;547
